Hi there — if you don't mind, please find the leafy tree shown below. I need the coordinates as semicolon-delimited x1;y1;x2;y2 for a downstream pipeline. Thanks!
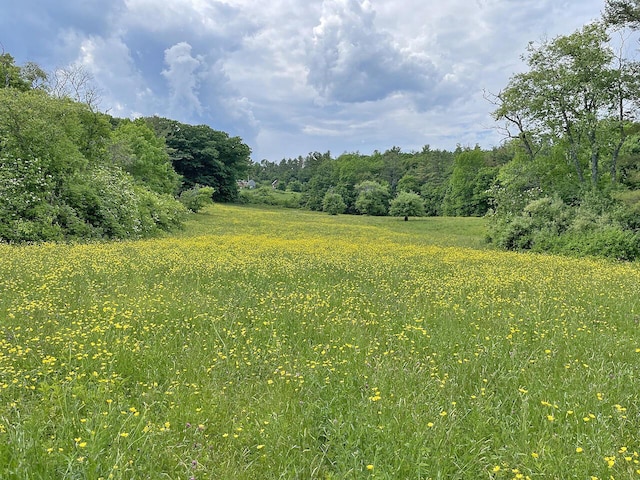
389;191;425;219
0;85;186;242
0;89;89;180
0;53;31;91
379;147;405;193
303;160;336;211
287;180;303;192
442;147;495;216
492;22;640;187
354;180;390;216
415;146;455;216
604;0;640;27
322;191;346;215
110;119;181;195
396;173;421;193
298;151;332;183
334;152;381;185
145;116;251;202
618;132;640;188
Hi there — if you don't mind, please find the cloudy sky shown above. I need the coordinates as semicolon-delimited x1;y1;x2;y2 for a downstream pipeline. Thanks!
1;0;605;162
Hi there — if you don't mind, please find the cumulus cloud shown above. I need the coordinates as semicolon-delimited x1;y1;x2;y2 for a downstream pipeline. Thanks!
161;42;205;117
306;0;440;105
1;0;606;161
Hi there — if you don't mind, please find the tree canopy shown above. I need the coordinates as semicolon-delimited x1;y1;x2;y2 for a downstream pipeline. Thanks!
145;116;251;202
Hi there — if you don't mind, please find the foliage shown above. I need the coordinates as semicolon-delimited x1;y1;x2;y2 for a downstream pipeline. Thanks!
354;180;390;216
487;192;640;260
238;186;302;208
389;191;425;219
286;180;303;192
0;53;35;91
322;191;346;215
110;119;182;195
146;116;251;202
0;85;187;242
492;22;640;187
442;147;497;216
178;185;215;213
604;0;640;27
65;166;186;239
396;173;421;193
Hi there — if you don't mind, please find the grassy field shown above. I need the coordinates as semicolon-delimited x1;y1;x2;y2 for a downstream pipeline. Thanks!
1;204;639;479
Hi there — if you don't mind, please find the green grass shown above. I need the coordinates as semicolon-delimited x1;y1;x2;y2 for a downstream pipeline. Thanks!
182;204;489;250
1;204;639;479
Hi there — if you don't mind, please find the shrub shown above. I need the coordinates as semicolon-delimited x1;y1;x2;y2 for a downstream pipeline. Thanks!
136;186;187;233
354;181;390;216
322;191;346;215
389;191;426;219
238;187;302;208
488;191;640;260
179;185;215;213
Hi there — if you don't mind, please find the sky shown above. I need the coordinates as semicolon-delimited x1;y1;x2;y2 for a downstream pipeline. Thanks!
1;0;606;162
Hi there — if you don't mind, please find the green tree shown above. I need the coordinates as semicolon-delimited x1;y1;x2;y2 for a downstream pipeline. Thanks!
0;53;32;91
322;191;346;215
415;146;455;216
354;180;390;216
179;185;215;212
604;0;640;27
145;116;251;202
303;160;336;211
0;87;186;242
493;22;640;187
442;147;495;216
396;173;421;193
110;119;181;195
389;191;425;219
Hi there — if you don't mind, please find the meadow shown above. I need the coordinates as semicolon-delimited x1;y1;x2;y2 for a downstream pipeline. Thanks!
1;204;639;479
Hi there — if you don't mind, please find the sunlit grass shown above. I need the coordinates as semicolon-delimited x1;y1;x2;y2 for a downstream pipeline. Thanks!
1;204;639;479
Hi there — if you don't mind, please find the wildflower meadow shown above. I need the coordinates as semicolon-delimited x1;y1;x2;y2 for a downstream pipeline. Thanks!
1;204;639;479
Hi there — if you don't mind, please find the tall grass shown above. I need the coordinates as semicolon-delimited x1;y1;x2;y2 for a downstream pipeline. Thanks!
1;205;639;479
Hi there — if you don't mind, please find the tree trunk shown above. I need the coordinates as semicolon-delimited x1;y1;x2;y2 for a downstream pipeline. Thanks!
610;138;624;185
569;147;585;184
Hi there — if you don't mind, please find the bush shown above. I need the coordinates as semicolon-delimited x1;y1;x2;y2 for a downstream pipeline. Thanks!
533;226;640;261
179;185;215;213
389;191;426;219
488;196;572;251
354;181;390;216
136;186;187;233
322;191;346;215
238;187;302;208
0;155;62;242
488;191;640;260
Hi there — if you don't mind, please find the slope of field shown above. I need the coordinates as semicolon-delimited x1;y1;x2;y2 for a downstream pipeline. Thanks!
1;205;639;479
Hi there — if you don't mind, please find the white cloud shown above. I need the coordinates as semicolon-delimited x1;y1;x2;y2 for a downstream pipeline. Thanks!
306;0;440;105
1;0;606;161
161;42;204;117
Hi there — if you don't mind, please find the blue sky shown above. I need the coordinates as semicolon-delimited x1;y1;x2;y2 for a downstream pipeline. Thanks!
1;0;605;162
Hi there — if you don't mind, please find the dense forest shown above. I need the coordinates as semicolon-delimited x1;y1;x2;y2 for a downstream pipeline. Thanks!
2;0;640;259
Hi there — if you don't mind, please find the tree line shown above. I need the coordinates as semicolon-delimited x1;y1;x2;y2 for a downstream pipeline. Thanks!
246;145;506;217
244;2;640;260
0;52;251;242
